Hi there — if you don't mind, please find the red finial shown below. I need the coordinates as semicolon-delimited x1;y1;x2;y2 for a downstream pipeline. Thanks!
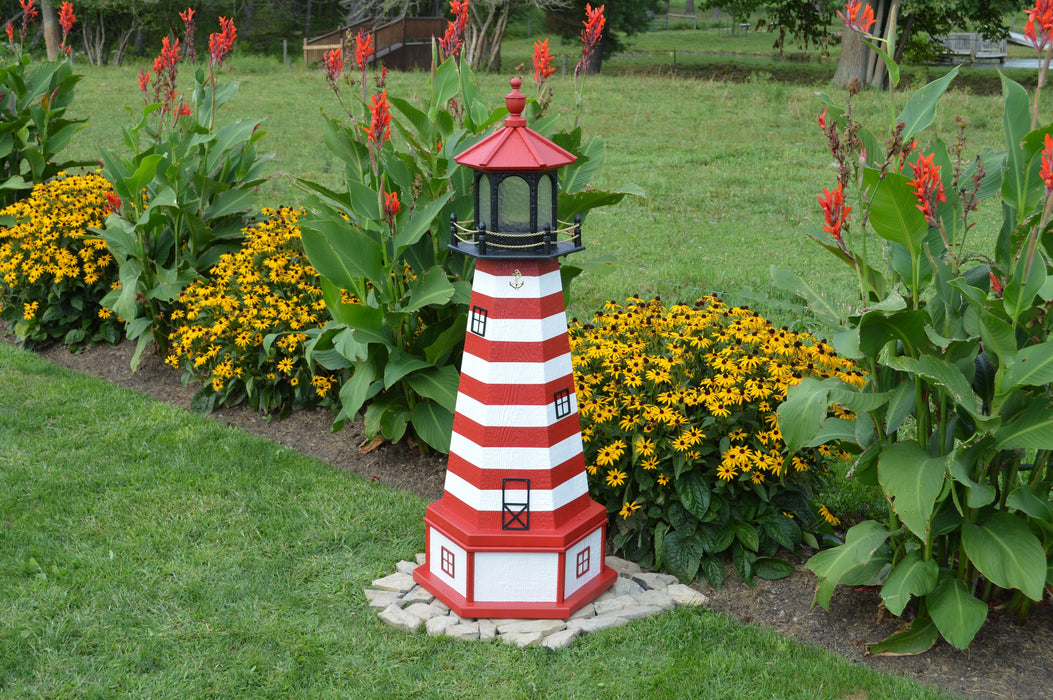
505;78;526;127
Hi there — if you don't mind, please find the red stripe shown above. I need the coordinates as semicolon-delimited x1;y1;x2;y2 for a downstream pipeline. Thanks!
468;289;567;320
458;373;577;406
477;258;559;278
464;332;570;364
445;450;587;492
451;412;581;448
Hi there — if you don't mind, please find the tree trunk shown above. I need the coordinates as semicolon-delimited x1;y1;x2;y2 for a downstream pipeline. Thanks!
684;0;695;14
465;1;511;73
832;0;896;90
81;11;106;66
40;0;60;60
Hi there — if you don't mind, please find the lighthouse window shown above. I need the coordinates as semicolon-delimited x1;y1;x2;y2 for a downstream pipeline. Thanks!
554;388;571;419
470;305;488;337
576;548;591;578
502;478;530;530
440;546;456;578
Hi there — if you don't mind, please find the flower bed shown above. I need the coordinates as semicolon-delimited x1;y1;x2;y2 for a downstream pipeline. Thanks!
570;295;861;585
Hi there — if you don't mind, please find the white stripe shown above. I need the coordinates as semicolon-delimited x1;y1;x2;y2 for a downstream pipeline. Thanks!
449;432;583;470
472;268;563;299
483;312;568;343
461;351;573;385
442;470;589;511
455;392;578;427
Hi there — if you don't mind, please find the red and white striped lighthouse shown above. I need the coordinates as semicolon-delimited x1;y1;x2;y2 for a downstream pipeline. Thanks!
413;79;615;619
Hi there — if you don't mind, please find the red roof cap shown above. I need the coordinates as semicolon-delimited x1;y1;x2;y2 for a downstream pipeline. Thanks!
455;78;576;172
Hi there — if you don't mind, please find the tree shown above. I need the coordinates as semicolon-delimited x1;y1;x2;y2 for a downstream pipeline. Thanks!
705;0;1027;88
41;0;60;59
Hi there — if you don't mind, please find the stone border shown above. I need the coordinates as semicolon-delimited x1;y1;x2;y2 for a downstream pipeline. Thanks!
365;555;709;649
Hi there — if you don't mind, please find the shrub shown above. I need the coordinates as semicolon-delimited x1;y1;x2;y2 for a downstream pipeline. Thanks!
569;296;861;586
166;207;339;414
0;171;121;349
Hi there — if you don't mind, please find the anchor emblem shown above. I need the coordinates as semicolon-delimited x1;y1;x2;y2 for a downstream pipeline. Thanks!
509;269;524;290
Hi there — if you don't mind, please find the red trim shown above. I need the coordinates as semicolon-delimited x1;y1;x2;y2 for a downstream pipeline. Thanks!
424;495;606;547
445;450;586;491
451;412;581;449
476;258;559;277
464;332;571;364
457;374;577;406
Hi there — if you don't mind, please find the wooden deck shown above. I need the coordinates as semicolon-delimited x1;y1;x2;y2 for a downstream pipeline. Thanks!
303;17;445;71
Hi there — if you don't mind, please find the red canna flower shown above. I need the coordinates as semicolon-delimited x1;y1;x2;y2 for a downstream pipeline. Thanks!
363;89;392;145
103;191;122;215
908;153;946;225
1025;0;1053;52
19;0;37;22
209;16;236;68
575;4;605;78
323;48;343;93
177;101;192;117
137;68;151;95
533;38;554;87
6;20;15;47
439;0;469;60
817;182;851;242
354;29;373;72
1042;133;1053;194
19;0;37;44
838;0;876;34
383;190;401;225
817;107;827;129
58;2;75;37
989;272;1004;297
180;7;196;64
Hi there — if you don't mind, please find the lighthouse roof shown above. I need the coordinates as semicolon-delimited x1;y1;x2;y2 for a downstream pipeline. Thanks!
455;78;576;172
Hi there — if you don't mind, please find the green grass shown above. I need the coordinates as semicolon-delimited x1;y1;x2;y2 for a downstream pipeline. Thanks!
0;342;956;698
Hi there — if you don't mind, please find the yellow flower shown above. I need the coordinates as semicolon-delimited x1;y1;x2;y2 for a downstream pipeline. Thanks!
717;463;737;481
656;473;669;486
23;301;38;319
818;504;841;526
641;455;659;471
277;357;295;374
618;500;642;519
605;468;627;488
634;436;655;457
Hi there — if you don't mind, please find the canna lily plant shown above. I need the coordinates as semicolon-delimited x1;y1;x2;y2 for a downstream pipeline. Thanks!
97;11;271;369
774;1;1053;653
297;0;640;453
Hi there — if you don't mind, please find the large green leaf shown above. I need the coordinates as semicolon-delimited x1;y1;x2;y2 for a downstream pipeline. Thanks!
1007;486;1053;521
753;557;795;580
885;355;982;420
928;575;988;650
393;192;454;258
995;399;1053;449
383;349;432;390
411;400;454;453
400;267;456;315
878;443;946;541
867;617;938;656
674;470;711;521
776;377;832;454
807;520;891;610
770;265;846;327
999;338;1053;389
406;365;460;412
868;172;928;256
336;357;380;421
300;215;385;288
947;457;996;508
1000;75;1033;217
858;309;930;358
896;66;959;140
880;551;938;617
962;512;1046;601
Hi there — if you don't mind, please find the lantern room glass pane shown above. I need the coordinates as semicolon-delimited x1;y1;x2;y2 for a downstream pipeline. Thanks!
538;173;553;230
477;173;491;229
498;176;531;233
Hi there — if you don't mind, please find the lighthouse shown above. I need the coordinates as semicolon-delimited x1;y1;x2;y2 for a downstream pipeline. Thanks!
412;78;616;619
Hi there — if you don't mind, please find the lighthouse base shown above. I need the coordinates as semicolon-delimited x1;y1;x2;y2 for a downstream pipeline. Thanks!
413;500;616;619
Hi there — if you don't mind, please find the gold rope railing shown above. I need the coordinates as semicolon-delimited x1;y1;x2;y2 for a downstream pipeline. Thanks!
449;217;582;252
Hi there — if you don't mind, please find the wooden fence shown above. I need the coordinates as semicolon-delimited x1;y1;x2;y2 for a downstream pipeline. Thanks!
303;17;445;71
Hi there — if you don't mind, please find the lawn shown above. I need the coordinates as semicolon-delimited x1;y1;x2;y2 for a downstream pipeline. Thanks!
0;342;955;698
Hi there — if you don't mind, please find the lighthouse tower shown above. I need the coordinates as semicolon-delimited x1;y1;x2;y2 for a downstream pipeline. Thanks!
412;79;616;619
